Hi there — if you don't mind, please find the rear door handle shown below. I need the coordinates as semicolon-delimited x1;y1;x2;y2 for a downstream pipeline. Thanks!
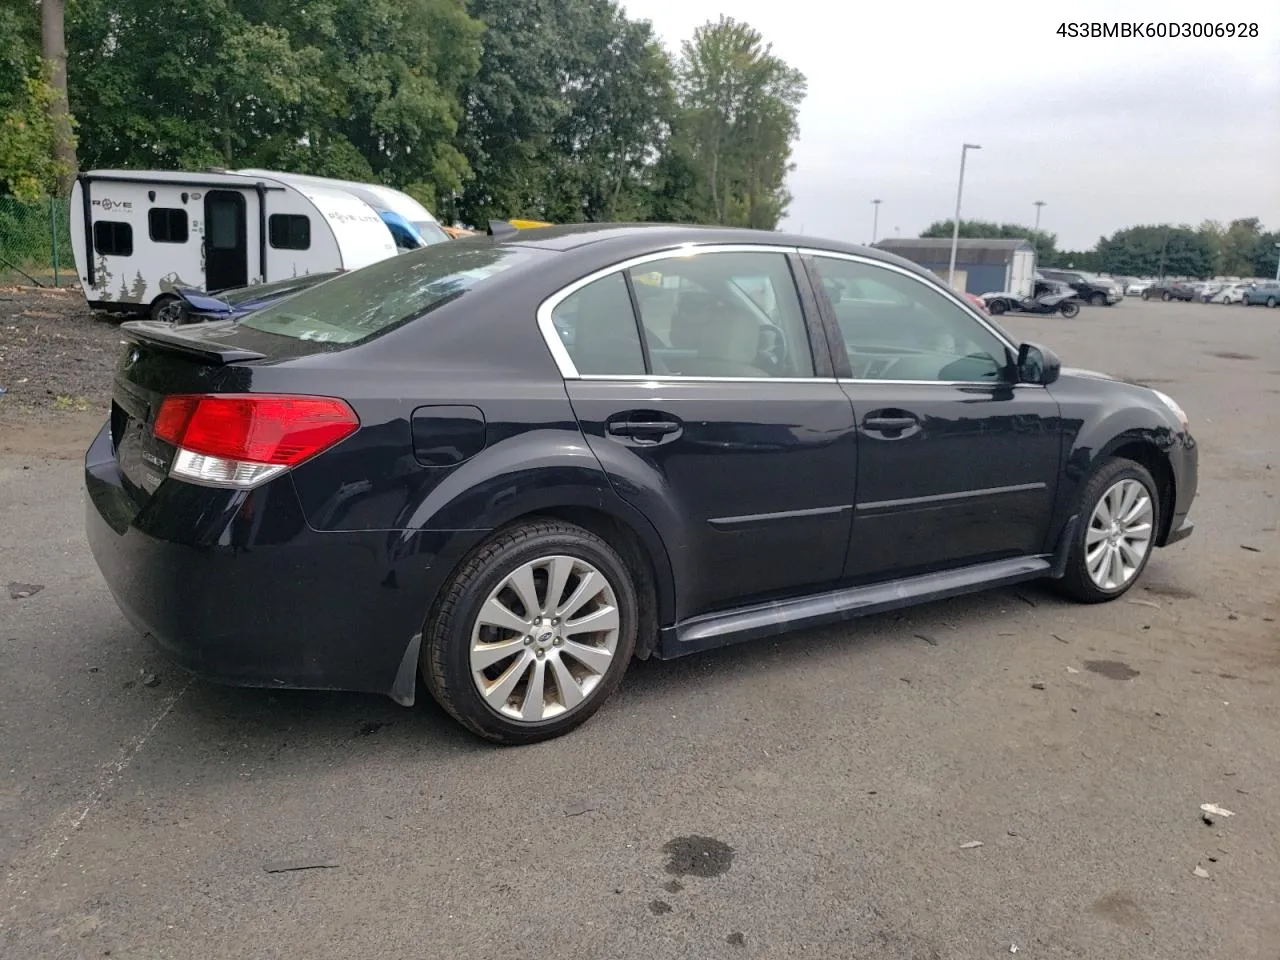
863;416;917;431
607;420;681;438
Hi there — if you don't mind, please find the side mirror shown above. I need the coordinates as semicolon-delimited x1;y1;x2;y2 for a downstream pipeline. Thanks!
1016;342;1061;385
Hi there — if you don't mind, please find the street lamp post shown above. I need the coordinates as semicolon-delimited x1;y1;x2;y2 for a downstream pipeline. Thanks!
1274;242;1280;281
871;199;881;244
947;143;981;290
1033;200;1046;233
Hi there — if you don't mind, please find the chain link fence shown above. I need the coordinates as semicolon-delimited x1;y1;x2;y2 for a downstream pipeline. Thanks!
0;197;76;288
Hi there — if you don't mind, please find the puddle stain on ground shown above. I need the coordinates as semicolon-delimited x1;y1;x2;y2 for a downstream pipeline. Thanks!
1210;351;1259;361
1090;891;1151;928
662;879;684;894
1083;659;1141;681
648;899;672;915
662;835;735;878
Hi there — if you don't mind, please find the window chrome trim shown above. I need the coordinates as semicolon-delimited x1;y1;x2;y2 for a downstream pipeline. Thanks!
795;246;1021;354
536;243;805;381
575;374;839;384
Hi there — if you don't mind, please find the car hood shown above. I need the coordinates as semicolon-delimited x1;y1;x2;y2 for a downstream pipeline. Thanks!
1061;366;1121;382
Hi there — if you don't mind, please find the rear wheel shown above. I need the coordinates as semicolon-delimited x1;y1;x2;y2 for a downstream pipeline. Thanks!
987;299;1008;315
1055;458;1159;603
1161;291;1172;302
1059;301;1080;319
421;519;638;744
1141;291;1151;301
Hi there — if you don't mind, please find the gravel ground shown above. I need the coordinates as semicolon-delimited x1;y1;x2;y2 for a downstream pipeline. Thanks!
0;297;1278;959
0;287;123;415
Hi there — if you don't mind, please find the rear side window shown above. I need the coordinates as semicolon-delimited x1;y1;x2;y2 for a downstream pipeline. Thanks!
550;274;646;375
269;214;311;250
238;242;542;346
148;208;188;244
94;221;133;257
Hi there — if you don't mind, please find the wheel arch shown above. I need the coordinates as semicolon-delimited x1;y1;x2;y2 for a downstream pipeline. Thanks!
1099;437;1177;546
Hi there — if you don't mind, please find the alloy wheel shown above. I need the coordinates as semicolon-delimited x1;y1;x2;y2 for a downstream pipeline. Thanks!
469;555;620;723
1085;478;1154;591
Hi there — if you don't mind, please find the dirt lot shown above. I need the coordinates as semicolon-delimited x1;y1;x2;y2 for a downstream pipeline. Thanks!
1;296;1278;959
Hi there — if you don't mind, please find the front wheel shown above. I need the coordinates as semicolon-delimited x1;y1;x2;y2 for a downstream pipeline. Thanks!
1141;291;1151;301
986;299;1008;316
1161;292;1172;302
1055;458;1159;603
1059;301;1080;319
1268;297;1277;309
421;519;638;744
1090;292;1106;307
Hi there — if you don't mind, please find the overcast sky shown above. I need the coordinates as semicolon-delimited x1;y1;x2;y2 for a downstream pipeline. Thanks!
621;0;1280;249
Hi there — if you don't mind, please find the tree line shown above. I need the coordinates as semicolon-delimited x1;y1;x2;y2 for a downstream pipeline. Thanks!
922;217;1280;279
0;0;805;231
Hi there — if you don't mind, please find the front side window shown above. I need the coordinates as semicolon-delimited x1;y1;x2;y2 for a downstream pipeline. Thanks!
811;256;1011;382
148;208;188;244
93;221;133;257
628;251;814;378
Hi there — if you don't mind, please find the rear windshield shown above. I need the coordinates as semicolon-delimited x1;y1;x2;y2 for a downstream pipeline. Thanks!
237;242;541;345
219;272;337;306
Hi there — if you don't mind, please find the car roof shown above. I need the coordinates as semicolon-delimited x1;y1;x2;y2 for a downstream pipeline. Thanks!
489;222;926;272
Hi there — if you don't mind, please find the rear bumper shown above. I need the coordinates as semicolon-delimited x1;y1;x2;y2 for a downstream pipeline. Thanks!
84;423;482;699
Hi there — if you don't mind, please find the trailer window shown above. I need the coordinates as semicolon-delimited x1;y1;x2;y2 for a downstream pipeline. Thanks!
269;214;311;251
93;221;133;257
148;208;188;244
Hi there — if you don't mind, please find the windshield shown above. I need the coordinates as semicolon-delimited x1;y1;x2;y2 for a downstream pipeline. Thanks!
237;242;543;346
413;220;453;245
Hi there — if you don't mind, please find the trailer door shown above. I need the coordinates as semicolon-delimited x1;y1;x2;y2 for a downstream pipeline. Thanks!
204;190;248;291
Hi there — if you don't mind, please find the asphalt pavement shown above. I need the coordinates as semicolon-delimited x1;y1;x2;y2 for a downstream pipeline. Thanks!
2;299;1278;959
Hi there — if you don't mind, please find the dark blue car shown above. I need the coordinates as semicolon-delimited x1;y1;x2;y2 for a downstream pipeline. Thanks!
168;272;341;324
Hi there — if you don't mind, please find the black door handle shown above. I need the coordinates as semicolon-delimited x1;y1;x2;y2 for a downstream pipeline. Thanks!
863;416;917;431
607;420;681;438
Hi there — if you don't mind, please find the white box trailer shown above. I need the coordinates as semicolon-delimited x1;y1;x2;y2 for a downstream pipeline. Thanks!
70;169;399;319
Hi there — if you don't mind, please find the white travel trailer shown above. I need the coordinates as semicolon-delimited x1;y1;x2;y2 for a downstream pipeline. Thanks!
70;169;399;318
236;169;452;248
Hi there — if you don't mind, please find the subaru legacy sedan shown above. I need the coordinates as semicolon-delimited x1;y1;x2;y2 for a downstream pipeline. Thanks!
86;224;1197;743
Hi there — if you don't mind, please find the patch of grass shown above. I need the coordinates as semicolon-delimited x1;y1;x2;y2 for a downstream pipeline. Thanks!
52;394;90;412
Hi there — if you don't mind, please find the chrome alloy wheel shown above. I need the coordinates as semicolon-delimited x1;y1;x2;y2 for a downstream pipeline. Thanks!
1085;478;1154;590
469;555;620;722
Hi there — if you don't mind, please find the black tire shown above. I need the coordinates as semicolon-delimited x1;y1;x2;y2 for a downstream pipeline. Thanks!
1090;292;1106;307
421;519;638;744
987;299;1007;316
1055;457;1160;604
1161;291;1171;302
1059;301;1080;319
150;294;183;323
1268;297;1277;309
1141;291;1150;301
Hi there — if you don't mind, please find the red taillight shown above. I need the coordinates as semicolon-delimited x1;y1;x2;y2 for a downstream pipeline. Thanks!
154;394;359;466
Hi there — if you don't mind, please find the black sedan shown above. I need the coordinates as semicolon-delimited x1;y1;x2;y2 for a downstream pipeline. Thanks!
1141;280;1197;302
86;224;1198;743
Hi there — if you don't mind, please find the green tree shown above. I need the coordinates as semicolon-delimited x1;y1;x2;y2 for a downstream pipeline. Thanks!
920;219;1058;267
1247;229;1280;279
674;16;806;228
0;0;68;199
1097;225;1214;278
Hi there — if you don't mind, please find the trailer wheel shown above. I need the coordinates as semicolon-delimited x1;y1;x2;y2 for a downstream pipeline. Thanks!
150;295;183;323
987;299;1008;315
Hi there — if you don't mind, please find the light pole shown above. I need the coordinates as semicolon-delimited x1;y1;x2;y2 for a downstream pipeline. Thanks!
947;143;981;290
1274;242;1280;281
1033;200;1046;234
871;199;881;244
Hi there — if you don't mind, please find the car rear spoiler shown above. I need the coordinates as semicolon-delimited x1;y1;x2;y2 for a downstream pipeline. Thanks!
119;320;266;364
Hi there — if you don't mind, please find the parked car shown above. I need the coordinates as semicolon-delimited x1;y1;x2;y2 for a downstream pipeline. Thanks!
1141;280;1196;302
1243;280;1280;307
1125;280;1152;297
1196;282;1224;303
1039;268;1121;306
167;272;341;323
85;224;1198;743
963;291;990;314
1211;283;1250;304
